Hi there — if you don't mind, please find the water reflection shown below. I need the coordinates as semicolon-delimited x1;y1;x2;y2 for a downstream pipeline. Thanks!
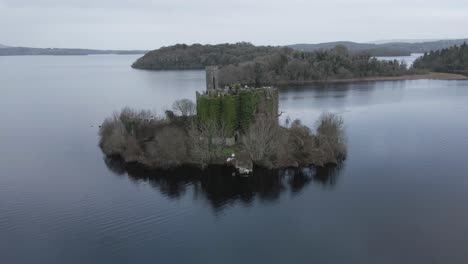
313;165;342;187
279;80;408;112
104;156;342;211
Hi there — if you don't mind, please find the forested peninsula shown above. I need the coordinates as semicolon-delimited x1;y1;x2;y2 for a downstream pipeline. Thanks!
132;43;419;85
132;42;468;85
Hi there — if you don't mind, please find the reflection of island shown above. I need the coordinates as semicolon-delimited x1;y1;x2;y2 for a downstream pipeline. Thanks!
104;156;343;210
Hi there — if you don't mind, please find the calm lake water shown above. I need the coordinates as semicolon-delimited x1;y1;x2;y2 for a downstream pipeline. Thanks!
1;55;468;264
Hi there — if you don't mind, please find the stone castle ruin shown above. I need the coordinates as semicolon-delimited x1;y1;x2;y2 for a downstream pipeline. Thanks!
196;66;279;145
205;66;219;91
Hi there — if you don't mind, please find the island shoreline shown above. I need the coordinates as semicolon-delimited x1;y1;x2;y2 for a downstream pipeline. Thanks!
276;72;467;85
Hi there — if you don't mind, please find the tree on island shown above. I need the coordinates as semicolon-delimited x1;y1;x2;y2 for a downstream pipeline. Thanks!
172;99;196;116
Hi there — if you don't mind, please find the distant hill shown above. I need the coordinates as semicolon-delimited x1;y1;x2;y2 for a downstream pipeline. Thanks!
288;39;468;56
0;45;147;56
288;41;409;56
370;39;441;44
132;42;282;70
290;41;375;51
377;39;468;53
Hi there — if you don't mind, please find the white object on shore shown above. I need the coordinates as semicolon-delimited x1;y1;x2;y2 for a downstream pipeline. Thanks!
238;167;251;176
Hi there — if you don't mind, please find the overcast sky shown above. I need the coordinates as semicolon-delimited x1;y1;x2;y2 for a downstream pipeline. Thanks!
1;0;467;50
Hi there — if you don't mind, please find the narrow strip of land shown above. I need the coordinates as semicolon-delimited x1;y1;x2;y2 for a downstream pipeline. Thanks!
277;72;467;85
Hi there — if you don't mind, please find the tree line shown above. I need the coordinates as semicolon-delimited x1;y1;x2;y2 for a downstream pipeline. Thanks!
218;46;410;86
413;43;468;74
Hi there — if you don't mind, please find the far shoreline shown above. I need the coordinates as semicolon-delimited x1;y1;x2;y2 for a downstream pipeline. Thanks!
277;72;468;85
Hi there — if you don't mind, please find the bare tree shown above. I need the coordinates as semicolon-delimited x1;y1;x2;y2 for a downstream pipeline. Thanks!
99;113;127;156
187;120;229;166
145;125;189;168
315;113;347;164
241;114;283;168
172;99;196;116
287;119;321;166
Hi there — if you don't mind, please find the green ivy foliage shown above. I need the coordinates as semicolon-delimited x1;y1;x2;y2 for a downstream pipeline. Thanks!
196;89;266;135
238;90;260;132
220;95;238;136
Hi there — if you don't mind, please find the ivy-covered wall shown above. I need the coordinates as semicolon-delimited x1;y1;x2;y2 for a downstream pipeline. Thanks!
238;90;260;132
220;95;239;135
196;88;277;136
197;95;222;124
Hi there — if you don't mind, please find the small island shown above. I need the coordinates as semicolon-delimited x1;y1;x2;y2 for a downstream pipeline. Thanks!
99;67;347;174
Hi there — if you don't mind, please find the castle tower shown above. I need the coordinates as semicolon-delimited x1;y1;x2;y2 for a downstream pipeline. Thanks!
205;66;219;91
